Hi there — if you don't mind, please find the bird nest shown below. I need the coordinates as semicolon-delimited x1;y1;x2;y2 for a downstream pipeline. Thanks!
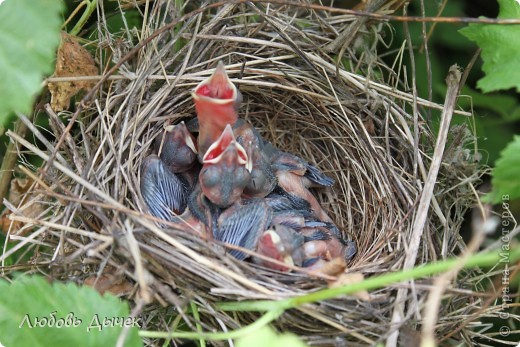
3;1;491;346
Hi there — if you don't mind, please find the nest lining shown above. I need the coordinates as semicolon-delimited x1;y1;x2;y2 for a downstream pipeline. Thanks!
2;1;494;346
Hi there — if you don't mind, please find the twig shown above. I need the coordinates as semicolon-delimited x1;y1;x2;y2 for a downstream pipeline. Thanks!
420;0;449;51
402;4;420;179
62;0;85;30
419;0;433;122
0;118;29;210
420;198;491;346
122;218;151;303
8;215;113;242
116;298;145;347
459;48;482;93
386;65;462;347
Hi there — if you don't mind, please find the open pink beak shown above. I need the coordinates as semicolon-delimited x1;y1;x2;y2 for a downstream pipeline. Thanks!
202;124;248;166
192;61;241;158
199;124;251;208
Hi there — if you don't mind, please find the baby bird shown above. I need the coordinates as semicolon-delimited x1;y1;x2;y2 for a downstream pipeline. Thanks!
253;224;305;272
155;121;197;173
192;61;242;158
215;199;273;260
266;144;335;223
199;124;250;208
233;119;277;198
301;227;357;267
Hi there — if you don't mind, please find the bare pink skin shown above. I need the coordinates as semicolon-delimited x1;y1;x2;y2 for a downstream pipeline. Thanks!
169;210;208;238
192;62;241;158
301;228;347;260
276;171;333;223
254;225;304;272
267;149;334;223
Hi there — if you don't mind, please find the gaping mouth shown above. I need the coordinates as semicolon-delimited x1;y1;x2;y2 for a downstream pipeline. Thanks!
192;61;237;103
202;124;248;166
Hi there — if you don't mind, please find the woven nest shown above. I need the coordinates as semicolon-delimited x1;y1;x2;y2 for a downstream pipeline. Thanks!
3;1;494;346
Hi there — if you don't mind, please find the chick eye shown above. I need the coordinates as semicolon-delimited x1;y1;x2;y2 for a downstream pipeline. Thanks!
200;167;219;187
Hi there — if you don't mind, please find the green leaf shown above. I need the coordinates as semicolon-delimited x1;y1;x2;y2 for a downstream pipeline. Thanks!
236;325;308;347
459;0;520;93
484;135;520;203
0;276;143;347
458;86;520;121
105;9;142;35
0;0;63;121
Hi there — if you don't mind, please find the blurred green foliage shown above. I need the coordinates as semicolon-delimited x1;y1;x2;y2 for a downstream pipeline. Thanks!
380;0;520;166
460;0;520;93
0;0;63;125
485;135;520;203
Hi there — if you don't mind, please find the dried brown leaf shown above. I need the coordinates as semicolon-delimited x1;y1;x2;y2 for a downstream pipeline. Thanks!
49;32;98;111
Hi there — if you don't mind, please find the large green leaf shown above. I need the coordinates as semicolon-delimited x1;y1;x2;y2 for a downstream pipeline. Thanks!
0;276;142;347
484;135;520;203
0;0;63;122
459;0;520;93
458;86;520;122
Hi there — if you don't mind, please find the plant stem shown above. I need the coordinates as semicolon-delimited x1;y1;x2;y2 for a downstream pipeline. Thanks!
70;0;98;36
190;302;206;347
139;309;283;341
0;118;29;207
218;247;520;312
